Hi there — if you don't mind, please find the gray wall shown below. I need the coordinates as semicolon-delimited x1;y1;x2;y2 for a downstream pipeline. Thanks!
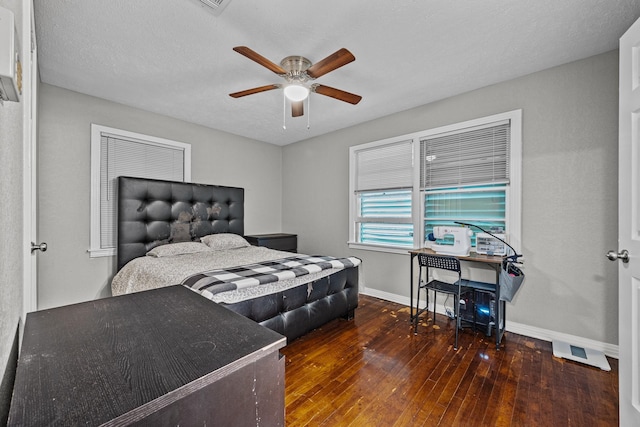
282;50;619;345
37;84;284;309
36;50;620;347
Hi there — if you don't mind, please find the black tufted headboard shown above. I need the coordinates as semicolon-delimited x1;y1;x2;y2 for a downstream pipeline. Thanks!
117;176;244;271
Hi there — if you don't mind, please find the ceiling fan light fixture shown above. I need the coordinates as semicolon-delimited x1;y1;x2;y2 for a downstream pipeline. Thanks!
284;84;309;102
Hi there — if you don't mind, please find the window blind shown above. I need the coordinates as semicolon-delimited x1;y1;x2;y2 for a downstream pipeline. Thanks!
359;222;414;247
99;134;186;249
420;121;510;189
354;139;414;247
424;186;506;244
359;189;412;218
355;139;413;192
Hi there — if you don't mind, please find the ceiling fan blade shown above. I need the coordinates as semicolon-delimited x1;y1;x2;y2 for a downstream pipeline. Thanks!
312;84;362;105
233;46;287;75
229;84;280;98
306;48;355;79
291;101;304;117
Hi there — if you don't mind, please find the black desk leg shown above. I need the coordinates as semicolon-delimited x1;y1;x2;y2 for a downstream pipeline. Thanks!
494;265;504;350
410;253;415;321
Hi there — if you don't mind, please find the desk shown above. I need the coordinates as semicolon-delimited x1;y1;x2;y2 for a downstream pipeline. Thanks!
409;248;506;349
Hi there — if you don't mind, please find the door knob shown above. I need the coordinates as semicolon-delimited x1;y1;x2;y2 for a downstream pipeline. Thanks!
606;249;629;263
31;242;47;253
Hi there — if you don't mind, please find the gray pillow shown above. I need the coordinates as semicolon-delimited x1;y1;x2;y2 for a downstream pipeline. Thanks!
200;233;251;250
146;242;212;257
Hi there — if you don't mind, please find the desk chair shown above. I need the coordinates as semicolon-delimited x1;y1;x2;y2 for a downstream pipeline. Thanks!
413;253;473;350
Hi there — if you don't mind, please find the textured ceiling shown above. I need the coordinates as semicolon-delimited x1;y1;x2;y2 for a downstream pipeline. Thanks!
33;0;640;146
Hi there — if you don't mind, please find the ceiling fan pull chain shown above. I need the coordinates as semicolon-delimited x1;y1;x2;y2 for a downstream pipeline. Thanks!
307;96;311;129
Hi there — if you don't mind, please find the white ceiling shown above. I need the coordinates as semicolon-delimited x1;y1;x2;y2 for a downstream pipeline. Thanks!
33;0;640;146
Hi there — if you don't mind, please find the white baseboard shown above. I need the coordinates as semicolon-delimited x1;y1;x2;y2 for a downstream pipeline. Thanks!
360;287;619;359
506;321;619;359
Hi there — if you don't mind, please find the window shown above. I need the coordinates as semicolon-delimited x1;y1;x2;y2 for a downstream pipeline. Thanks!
421;119;512;249
89;124;192;257
349;138;415;249
358;189;413;247
424;185;507;246
349;110;521;253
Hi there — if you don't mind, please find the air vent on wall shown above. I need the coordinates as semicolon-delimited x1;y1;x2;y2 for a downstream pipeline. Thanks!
196;0;232;16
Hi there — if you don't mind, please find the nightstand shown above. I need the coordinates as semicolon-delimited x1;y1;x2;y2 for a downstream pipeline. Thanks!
245;233;297;252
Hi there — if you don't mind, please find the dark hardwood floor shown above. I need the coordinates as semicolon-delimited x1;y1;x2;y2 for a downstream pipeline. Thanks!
281;295;618;426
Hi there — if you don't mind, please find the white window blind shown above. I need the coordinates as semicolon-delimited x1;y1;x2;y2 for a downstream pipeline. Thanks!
357;189;414;247
99;135;186;249
355;139;413;192
420;121;510;190
90;124;191;257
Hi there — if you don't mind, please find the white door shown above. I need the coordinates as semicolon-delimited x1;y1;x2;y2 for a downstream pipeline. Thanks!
616;16;640;426
23;3;41;317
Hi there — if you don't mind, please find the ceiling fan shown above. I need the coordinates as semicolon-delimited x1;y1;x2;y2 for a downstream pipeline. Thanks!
229;46;362;118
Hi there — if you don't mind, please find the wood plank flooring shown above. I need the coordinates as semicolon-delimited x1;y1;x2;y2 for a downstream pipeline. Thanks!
281;295;618;426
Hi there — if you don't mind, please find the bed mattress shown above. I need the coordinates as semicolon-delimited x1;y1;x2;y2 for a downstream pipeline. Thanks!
112;245;360;305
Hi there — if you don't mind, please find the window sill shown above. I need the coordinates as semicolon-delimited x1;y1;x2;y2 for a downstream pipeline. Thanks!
88;247;115;258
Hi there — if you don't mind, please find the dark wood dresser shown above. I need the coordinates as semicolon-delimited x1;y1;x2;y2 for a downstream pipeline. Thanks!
245;233;297;252
8;285;286;426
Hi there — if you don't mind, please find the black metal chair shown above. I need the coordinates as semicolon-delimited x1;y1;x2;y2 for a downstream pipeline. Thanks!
413;253;473;350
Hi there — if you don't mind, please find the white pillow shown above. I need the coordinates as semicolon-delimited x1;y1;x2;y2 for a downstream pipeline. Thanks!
146;242;212;257
200;233;251;250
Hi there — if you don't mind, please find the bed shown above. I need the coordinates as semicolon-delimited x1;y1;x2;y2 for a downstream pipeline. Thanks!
111;176;360;342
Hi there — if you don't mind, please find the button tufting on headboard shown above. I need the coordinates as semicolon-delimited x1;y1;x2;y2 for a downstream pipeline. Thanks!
117;177;244;271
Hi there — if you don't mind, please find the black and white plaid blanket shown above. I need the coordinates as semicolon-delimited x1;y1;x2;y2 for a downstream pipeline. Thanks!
182;255;361;298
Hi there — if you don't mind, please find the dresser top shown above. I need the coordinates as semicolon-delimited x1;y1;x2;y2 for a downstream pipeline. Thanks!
9;285;286;426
